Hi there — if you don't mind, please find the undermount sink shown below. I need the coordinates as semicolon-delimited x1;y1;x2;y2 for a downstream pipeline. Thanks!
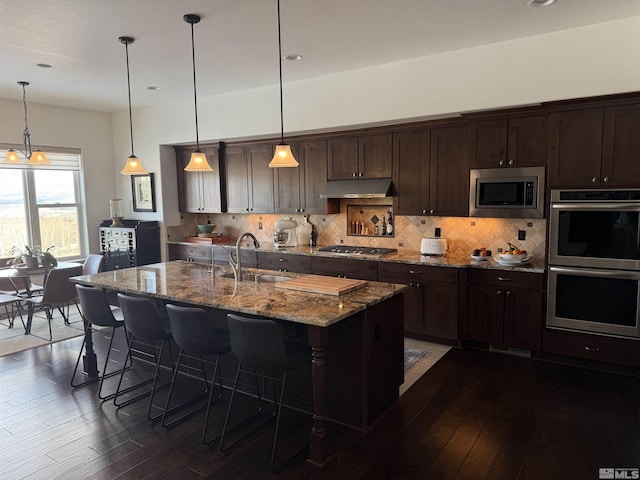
221;272;290;283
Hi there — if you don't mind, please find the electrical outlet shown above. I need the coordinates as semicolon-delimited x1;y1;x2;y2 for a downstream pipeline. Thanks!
420;220;425;224
518;230;526;241
434;227;441;238
258;221;263;230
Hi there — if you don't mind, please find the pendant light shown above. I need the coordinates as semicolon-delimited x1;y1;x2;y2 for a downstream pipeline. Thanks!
119;36;148;175
269;0;298;168
3;81;50;166
183;14;213;172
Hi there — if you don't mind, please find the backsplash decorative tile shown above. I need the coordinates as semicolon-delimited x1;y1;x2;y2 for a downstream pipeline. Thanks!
168;200;547;259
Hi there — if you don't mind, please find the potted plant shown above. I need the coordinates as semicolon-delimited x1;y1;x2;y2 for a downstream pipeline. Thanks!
41;246;58;267
9;245;39;268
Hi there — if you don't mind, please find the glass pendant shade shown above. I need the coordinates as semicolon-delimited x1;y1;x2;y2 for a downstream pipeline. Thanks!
26;149;50;166
184;149;213;172
269;143;298;168
3;149;21;164
120;154;148;175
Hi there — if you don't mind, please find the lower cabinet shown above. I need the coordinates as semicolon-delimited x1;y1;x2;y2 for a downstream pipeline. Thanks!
377;262;459;341
168;243;212;263
257;251;312;273
464;269;544;351
311;256;378;281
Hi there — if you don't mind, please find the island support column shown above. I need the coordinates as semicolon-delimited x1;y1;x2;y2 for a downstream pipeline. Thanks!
306;325;332;466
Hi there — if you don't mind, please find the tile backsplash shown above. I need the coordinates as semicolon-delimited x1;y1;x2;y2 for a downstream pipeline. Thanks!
167;199;547;259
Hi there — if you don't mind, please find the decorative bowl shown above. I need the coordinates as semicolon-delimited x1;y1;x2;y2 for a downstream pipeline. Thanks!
197;224;216;234
499;252;527;261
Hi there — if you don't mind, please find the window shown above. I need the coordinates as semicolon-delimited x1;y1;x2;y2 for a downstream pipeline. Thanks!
0;146;85;261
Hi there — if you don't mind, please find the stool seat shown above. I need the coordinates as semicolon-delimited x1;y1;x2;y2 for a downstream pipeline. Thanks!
220;313;311;472
162;304;231;444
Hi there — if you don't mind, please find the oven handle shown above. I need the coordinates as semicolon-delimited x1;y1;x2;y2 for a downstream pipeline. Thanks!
549;265;640;280
551;203;640;211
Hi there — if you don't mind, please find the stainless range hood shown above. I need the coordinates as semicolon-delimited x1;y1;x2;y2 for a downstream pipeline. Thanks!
319;179;392;198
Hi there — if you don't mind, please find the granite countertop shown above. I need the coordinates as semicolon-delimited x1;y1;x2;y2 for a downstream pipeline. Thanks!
169;240;546;274
71;261;406;328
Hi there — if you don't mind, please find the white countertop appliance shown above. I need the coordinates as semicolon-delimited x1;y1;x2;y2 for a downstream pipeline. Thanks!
420;237;448;256
273;219;298;248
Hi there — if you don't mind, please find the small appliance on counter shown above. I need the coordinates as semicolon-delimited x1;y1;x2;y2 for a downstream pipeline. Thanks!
420;237;448;256
274;219;298;248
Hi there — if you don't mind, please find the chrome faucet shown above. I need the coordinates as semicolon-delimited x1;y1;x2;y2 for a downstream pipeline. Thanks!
209;245;228;278
229;232;260;281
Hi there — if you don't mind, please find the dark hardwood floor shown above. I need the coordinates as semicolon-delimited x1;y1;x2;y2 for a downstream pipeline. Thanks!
1;328;638;480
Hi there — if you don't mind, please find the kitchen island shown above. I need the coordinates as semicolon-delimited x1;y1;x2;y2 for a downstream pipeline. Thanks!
70;260;406;466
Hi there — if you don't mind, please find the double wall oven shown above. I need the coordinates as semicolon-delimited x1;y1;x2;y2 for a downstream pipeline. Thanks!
547;189;640;339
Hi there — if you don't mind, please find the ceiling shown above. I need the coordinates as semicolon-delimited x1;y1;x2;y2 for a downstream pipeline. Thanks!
1;0;639;113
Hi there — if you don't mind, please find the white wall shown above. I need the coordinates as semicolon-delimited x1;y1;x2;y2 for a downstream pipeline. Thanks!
0;99;114;254
112;16;640;230
3;16;639;255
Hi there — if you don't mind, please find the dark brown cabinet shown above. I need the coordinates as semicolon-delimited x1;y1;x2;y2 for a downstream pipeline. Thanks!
224;144;275;213
311;256;378;281
549;104;640;188
428;125;469;217
168;243;212;263
257;251;312;273
377;262;459;340
393;125;468;217
175;146;224;213
464;269;543;351
468;115;548;169
327;134;392;180
274;140;339;214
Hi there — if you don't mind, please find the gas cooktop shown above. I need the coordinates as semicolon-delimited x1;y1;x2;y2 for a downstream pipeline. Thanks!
317;245;398;257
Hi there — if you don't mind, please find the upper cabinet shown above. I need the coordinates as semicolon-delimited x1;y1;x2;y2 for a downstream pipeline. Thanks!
468;115;548;169
274;140;339;215
549;104;640;188
175;145;224;213
393;125;468;217
224;143;275;213
327;133;392;180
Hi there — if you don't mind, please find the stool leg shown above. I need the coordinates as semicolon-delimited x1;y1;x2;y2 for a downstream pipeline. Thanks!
202;355;223;445
271;370;287;472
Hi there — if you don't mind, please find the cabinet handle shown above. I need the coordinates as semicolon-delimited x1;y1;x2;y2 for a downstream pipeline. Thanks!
409;282;414;287
429;209;435;215
352;173;357;177
358;172;362;177
409;270;422;274
591;177;598;184
279;258;287;262
422;209;427;214
506;290;512;296
245;208;250;212
584;346;600;352
499;160;505;166
508;159;514;166
497;290;503;295
497;276;511;281
603;176;609;183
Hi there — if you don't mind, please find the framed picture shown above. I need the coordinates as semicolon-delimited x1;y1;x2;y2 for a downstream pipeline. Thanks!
131;173;156;212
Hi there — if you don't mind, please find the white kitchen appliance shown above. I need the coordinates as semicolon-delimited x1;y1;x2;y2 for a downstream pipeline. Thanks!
420;237;448;256
273;219;298;248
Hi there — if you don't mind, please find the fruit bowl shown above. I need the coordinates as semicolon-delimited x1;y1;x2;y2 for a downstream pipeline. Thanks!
470;255;490;261
499;252;527;261
197;224;216;234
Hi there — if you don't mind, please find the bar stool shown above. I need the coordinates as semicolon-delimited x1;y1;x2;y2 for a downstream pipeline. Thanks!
114;293;174;421
220;313;311;472
162;304;231;444
71;285;130;399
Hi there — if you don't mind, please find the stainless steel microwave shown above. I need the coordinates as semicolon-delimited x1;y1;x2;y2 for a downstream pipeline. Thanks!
469;166;545;218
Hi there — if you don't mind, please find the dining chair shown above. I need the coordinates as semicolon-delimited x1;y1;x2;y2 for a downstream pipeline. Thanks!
0;293;25;330
24;265;83;340
82;254;104;275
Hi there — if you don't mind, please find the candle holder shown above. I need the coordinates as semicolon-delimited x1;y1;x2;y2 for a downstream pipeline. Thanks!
109;199;124;227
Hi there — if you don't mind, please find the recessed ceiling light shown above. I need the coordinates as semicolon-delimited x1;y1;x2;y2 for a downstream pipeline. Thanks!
147;86;161;91
36;63;54;68
527;0;557;7
284;54;302;61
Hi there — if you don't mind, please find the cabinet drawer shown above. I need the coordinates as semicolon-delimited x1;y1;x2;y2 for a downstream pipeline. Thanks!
468;268;544;290
542;328;640;368
257;251;312;273
168;244;212;262
312;256;378;280
378;262;459;284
